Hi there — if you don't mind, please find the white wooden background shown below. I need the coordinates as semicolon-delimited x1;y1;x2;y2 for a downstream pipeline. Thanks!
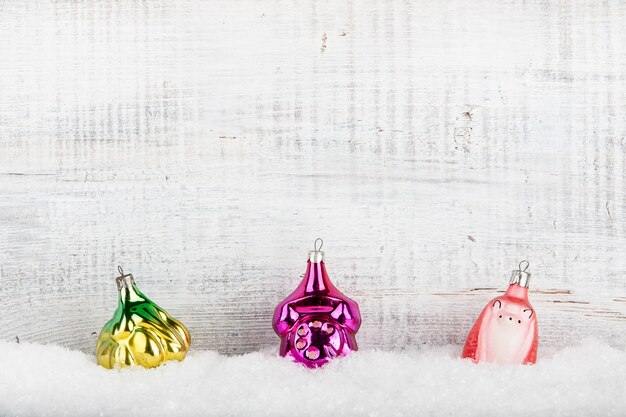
0;0;625;355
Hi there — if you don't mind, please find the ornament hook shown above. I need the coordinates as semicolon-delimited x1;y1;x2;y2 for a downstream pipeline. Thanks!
314;238;323;252
115;265;135;289
519;260;530;272
510;260;531;288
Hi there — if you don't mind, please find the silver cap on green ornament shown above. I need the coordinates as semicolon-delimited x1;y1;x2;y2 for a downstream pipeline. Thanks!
115;266;136;290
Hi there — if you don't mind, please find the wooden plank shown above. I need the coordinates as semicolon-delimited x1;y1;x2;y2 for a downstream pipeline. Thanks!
0;0;625;355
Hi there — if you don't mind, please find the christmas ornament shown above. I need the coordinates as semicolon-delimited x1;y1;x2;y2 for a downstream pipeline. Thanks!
462;260;538;365
273;239;361;368
96;267;191;369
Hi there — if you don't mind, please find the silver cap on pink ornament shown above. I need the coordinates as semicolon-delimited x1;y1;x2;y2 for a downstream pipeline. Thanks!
308;238;325;263
509;260;531;288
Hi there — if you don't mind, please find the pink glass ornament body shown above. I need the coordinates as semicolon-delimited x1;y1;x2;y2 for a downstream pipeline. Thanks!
273;246;361;368
462;264;538;365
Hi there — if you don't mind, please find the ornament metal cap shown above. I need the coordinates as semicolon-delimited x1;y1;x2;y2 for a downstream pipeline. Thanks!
509;260;531;288
115;265;135;289
308;238;325;263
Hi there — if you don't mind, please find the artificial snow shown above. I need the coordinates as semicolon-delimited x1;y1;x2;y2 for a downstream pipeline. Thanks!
0;340;624;417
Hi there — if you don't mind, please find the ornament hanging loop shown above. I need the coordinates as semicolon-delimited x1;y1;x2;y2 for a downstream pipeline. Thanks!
510;260;531;288
308;238;325;263
519;260;530;272
115;265;135;289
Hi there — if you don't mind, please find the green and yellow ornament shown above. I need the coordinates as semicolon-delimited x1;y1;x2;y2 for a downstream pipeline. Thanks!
96;267;191;369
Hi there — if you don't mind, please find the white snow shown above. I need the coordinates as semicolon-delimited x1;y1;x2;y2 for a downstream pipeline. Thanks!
0;340;624;417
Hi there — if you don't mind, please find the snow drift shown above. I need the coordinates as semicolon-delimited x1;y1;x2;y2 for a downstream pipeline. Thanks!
0;339;624;417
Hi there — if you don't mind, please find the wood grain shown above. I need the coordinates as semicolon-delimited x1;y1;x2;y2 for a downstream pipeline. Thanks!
0;0;625;355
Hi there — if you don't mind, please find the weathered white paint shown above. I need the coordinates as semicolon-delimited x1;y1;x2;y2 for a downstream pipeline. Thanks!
0;0;625;355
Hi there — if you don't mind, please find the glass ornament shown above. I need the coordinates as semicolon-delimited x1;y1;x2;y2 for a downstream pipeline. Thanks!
462;261;538;365
96;267;191;369
273;239;361;368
